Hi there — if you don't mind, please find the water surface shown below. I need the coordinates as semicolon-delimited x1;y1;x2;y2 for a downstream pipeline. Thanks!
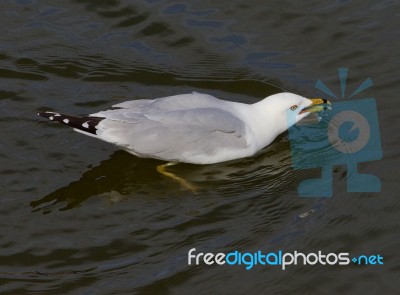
1;0;399;294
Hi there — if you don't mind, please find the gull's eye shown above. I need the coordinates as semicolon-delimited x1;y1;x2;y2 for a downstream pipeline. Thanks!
290;105;298;111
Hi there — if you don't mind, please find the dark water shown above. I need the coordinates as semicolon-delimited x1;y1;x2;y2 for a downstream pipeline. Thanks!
1;0;399;294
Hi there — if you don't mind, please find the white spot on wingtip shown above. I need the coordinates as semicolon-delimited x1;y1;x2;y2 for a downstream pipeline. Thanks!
82;122;89;128
49;116;54;120
63;119;69;124
54;113;61;117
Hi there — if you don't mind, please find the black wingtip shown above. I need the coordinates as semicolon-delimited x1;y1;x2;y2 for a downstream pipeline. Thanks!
37;111;103;135
37;111;58;119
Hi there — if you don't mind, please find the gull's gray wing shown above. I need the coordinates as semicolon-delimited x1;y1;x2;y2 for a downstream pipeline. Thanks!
94;107;249;163
94;92;228;118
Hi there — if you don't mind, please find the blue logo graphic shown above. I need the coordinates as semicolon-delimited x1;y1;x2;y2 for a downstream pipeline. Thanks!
287;68;382;197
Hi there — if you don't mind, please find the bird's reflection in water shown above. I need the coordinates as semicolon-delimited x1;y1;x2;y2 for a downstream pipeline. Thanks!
31;151;166;213
31;135;302;213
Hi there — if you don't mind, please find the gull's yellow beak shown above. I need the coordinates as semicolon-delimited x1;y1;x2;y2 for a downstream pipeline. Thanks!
300;98;331;114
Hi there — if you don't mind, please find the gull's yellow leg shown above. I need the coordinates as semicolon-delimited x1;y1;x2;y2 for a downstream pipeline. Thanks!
157;162;197;193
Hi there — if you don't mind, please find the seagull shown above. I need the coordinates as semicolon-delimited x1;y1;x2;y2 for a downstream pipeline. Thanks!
38;92;330;191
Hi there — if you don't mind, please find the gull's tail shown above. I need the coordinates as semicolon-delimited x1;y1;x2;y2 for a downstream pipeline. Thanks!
37;111;104;135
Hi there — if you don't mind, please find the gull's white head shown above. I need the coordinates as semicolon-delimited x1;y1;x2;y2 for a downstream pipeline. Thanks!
251;92;331;143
